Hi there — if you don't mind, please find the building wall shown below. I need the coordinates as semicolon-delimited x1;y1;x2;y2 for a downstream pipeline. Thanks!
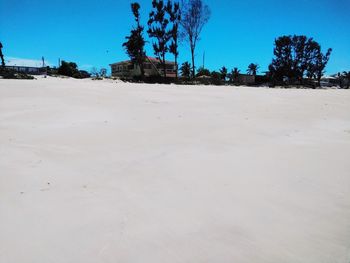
111;60;175;78
238;74;255;85
5;66;46;75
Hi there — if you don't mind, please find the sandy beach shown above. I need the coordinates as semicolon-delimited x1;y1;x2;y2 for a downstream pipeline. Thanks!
0;77;350;263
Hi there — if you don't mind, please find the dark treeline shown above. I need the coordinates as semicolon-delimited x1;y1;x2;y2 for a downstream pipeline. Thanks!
179;35;336;87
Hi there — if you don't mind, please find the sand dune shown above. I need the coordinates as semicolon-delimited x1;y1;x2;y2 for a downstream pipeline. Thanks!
1;77;350;263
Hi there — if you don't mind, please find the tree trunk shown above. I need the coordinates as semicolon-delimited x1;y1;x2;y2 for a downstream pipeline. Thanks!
175;55;178;80
140;63;145;80
0;43;4;67
317;76;321;88
160;51;166;78
0;53;4;67
163;57;166;78
191;46;195;79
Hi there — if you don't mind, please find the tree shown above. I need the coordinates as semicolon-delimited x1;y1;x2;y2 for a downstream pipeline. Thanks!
219;66;228;81
196;66;210;77
0;42;5;67
100;68;107;78
58;61;90;79
210;71;221;79
269;35;332;86
58;61;79;77
90;67;99;78
342;71;350;89
166;0;181;79
180;0;210;79
313;48;332;87
229;67;240;83
148;0;172;77
247;63;259;76
180;61;191;79
123;3;146;78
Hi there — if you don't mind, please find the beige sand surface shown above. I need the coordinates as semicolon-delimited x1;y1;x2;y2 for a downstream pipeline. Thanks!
1;77;350;263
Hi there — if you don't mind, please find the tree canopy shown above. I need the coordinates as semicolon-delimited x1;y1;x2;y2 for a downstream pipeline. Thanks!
269;35;332;86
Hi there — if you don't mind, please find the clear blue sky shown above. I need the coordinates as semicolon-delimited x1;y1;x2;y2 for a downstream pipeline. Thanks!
1;0;349;74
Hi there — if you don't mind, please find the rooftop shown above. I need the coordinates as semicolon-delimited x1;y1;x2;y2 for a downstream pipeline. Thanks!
110;56;175;66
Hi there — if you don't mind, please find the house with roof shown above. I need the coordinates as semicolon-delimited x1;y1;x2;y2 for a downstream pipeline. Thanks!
110;57;176;78
5;57;47;75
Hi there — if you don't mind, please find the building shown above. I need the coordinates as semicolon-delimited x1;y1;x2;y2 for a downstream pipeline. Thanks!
5;57;47;75
110;57;176;78
4;65;46;75
238;74;255;85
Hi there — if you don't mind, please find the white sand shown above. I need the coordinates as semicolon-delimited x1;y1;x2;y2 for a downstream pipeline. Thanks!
1;77;350;263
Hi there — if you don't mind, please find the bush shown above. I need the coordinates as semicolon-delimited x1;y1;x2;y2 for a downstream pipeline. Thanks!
58;61;91;79
0;67;34;79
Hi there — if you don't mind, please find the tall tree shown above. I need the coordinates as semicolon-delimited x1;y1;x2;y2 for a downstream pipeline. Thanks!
0;42;5;67
313;48;332;87
148;0;172;77
123;3;146;78
180;0;210;79
180;61;191;79
247;63;259;76
166;0;181;79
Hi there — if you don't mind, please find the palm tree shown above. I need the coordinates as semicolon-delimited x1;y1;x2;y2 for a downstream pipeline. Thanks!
247;63;259;76
180;62;191;79
219;66;228;81
229;67;240;83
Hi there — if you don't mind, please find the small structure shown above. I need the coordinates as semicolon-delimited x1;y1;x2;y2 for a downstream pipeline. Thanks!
4;65;46;75
5;57;47;75
238;74;255;85
110;57;176;79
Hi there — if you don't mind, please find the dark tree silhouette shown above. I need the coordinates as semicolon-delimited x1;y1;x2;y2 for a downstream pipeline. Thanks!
219;66;228;81
180;0;210;79
229;67;240;83
57;61;90;78
247;63;259;76
211;71;221;79
180;61;191;79
58;61;79;77
123;3;146;78
342;71;350;89
148;0;172;77
269;35;332;86
166;1;181;79
313;48;332;87
196;66;210;77
0;42;5;67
